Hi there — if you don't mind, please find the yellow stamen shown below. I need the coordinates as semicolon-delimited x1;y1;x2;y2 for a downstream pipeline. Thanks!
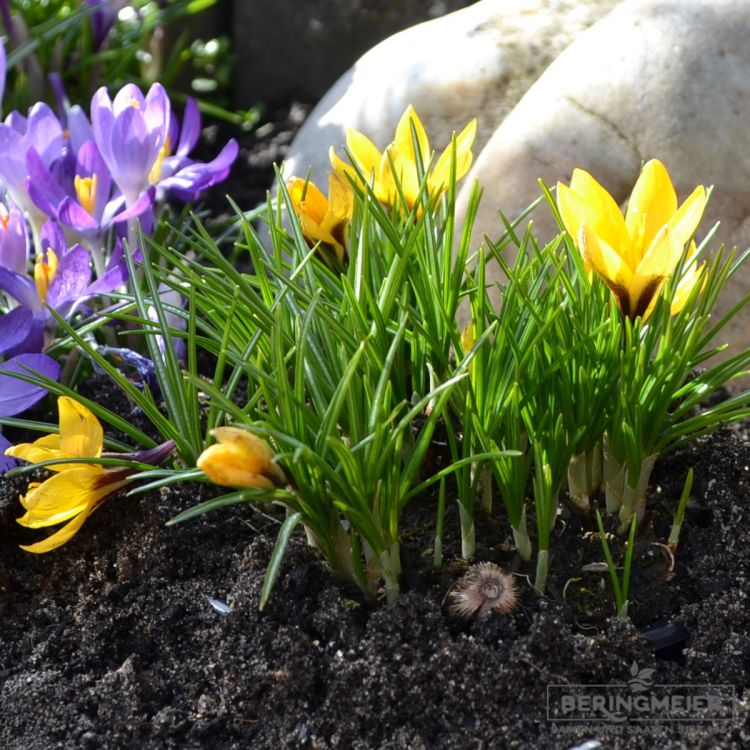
148;136;171;185
0;205;9;234
34;248;58;303
74;174;98;216
130;98;141;109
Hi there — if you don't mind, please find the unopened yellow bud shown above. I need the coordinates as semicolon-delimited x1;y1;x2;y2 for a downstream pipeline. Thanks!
197;426;286;489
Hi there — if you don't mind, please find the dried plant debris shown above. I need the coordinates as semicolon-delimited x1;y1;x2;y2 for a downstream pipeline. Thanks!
447;562;518;621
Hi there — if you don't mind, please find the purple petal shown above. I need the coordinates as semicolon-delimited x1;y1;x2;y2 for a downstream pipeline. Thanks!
0;352;60;417
25;149;67;218
100;194;126;226
90;87;115;163
159;139;239;200
87;257;127;295
67;105;94;152
0;433;17;474
40;220;67;256
0;200;29;274
46;245;92;310
176;97;200;157
0;125;26;196
5;111;27;133
113;83;145;115
110;107;154;202
76;140;112;218
143;82;171;138
0;306;34;356
58;197;99;232
107;238;124;269
0;268;40;310
111;188;153;223
26;103;65;165
2;310;44;358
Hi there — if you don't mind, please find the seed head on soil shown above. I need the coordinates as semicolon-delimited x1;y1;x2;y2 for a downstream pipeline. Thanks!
447;562;518;621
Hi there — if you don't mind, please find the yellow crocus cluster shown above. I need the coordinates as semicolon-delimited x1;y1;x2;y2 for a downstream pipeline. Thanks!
286;171;352;264
330;104;477;211
557;159;707;320
287;105;476;262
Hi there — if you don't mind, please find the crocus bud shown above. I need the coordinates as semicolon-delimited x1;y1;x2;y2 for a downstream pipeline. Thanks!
197;426;286;489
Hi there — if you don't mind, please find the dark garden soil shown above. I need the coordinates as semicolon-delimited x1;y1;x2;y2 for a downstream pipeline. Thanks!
0;104;748;750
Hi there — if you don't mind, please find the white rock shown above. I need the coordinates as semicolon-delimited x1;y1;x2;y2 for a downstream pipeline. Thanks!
457;0;750;367
280;0;620;188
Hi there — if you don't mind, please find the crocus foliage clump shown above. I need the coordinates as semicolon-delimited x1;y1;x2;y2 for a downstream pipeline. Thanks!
1;6;749;613
173;120;750;603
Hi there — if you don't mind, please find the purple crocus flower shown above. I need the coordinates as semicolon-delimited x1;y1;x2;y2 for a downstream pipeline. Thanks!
0;221;126;350
155;97;239;203
0;103;66;224
26;140;152;244
90;82;171;207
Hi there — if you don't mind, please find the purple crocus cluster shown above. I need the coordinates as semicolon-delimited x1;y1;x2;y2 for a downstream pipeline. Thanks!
0;34;239;463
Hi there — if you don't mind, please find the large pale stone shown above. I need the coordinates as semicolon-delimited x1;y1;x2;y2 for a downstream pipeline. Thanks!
457;0;750;369
281;0;620;188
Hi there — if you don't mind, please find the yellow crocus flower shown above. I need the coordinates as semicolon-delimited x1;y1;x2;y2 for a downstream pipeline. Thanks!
557;159;707;320
197;426;286;490
5;397;174;553
330;105;477;211
7;397;127;553
287;172;352;263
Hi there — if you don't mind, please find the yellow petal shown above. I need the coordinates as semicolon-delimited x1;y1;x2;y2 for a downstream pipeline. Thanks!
320;172;351;262
5;432;93;473
326;170;353;223
58;397;103;459
667;185;707;250
345;129;383;179
386;146;420;208
6;433;62;464
197;427;285;489
287;177;328;225
635;223;675;277
20;503;97;553
671;257;705;315
580;225;634;315
329;146;359;185
460;321;475;353
393;105;430;166
558;170;629;260
375;150;398;205
624;159;677;258
287;176;308;213
430;118;477;192
17;466;110;526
